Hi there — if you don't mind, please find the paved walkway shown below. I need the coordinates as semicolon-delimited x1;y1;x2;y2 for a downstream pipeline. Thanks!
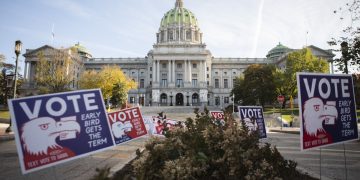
2;106;357;179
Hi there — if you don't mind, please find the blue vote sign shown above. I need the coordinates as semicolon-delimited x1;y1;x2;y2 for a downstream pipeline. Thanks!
238;106;267;138
297;73;358;150
8;89;115;174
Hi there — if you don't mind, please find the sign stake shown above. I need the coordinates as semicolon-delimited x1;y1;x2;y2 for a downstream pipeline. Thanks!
343;143;348;180
319;147;322;180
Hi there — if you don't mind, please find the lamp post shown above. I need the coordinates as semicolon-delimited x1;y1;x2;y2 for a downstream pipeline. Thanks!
340;41;349;74
232;94;235;113
186;92;190;106
170;92;173;106
6;40;22;133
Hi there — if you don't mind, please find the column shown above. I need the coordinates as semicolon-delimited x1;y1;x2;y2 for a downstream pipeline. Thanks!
184;60;187;83
24;61;28;80
152;60;156;82
204;61;207;83
168;60;171;83
172;60;176;83
191;30;194;42
157;60;160;82
198;61;204;82
188;60;192;83
165;30;168;42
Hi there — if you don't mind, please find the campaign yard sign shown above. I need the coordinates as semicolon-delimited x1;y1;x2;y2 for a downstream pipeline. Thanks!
210;111;225;126
297;73;358;150
210;111;224;120
8;89;115;174
107;107;147;145
143;116;183;136
238;106;267;138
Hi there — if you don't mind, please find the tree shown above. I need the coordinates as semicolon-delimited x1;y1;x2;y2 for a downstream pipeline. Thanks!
0;63;23;105
78;66;136;107
132;109;313;179
231;64;277;106
353;74;360;107
35;48;81;94
329;0;360;73
0;54;5;65
275;48;329;106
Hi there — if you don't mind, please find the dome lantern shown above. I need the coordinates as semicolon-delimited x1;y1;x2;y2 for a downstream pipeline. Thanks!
157;0;203;44
175;0;183;8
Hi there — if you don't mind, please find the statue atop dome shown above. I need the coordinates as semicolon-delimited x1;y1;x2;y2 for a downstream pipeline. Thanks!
175;0;184;8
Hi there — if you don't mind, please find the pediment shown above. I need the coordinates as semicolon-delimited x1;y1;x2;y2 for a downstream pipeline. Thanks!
23;45;59;57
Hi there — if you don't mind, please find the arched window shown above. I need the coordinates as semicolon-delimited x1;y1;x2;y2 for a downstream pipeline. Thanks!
161;93;167;104
192;93;199;104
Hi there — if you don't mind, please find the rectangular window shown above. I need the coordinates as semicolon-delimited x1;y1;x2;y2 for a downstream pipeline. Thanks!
207;67;209;71
192;79;197;87
130;97;135;103
233;79;236;86
207;81;209;86
207;74;209;78
150;67;152;71
177;63;182;69
192;74;197;78
186;30;191;40
140;79;145;88
162;63;166;68
215;97;220;105
150;74;152;78
193;63;197;68
215;79;219;88
224;97;229;103
162;73;167;78
176;79;183;87
161;79;167;87
224;79;228;88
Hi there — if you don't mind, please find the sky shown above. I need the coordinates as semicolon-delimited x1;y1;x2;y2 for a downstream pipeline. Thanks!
0;0;355;73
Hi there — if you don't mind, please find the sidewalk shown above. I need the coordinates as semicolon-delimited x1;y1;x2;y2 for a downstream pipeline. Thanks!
0;118;15;141
268;127;300;134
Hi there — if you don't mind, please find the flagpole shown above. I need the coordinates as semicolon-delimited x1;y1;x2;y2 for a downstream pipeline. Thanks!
51;23;55;45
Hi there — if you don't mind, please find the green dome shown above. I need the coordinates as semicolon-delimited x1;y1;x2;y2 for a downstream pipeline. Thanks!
72;42;92;58
266;42;290;59
160;0;198;28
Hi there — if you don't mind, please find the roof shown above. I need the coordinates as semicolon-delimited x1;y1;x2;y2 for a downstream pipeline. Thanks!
160;0;198;28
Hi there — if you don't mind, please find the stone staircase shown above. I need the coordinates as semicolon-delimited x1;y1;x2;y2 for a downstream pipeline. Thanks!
138;106;222;120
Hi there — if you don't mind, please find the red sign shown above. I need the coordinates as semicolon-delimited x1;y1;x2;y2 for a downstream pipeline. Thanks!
277;95;285;103
210;111;224;120
108;107;147;145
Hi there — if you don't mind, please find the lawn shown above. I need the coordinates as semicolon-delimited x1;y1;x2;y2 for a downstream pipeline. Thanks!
0;110;10;119
264;108;360;123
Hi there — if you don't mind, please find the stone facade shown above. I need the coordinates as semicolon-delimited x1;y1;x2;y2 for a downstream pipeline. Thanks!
22;0;335;107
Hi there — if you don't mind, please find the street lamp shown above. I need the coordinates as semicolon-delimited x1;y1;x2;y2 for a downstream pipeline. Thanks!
186;92;190;106
170;92;173;106
232;94;235;113
340;41;349;74
6;40;22;133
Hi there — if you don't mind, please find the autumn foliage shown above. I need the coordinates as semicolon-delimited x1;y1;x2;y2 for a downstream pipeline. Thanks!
78;66;136;107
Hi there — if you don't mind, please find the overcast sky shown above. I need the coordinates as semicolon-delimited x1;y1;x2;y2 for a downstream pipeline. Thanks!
0;0;354;71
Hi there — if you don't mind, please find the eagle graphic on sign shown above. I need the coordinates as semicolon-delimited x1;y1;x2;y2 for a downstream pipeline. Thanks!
21;116;80;156
111;121;133;138
303;98;338;137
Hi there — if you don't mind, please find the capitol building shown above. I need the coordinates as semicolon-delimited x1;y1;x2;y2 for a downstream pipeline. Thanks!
22;0;334;107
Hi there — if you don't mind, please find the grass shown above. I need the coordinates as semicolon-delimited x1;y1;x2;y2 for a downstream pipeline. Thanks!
0;110;10;119
263;107;299;116
264;108;360;123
